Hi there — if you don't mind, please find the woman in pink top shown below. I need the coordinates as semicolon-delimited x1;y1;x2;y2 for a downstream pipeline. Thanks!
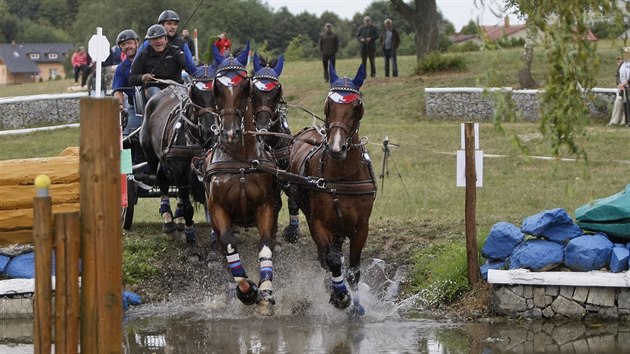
71;46;88;86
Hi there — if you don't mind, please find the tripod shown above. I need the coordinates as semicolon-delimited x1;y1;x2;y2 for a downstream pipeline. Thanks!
379;135;408;196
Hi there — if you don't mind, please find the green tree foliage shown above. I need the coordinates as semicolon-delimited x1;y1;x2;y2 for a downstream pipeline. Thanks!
460;20;479;35
285;34;317;61
499;0;619;157
18;19;72;43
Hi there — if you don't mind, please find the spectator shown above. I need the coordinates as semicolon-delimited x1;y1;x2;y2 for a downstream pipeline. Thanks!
356;16;379;78
71;46;88;86
380;18;400;78
182;28;196;60
319;23;339;82
617;47;630;126
214;32;232;56
608;56;625;126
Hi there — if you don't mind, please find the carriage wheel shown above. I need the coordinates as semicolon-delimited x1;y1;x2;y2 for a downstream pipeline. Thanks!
122;177;138;230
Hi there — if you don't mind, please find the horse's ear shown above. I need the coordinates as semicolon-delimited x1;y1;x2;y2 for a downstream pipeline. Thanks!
329;62;338;85
274;54;284;77
212;45;223;66
236;40;250;67
352;64;366;89
253;52;262;72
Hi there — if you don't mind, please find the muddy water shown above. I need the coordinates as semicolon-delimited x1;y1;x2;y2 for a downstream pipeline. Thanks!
120;255;630;354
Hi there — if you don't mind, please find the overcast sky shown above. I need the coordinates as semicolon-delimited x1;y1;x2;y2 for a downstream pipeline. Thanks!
264;0;522;31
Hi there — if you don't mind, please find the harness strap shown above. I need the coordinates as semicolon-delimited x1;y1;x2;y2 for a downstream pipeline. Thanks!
239;168;247;221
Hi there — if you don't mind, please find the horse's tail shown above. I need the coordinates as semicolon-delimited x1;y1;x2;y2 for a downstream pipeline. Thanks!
188;164;206;205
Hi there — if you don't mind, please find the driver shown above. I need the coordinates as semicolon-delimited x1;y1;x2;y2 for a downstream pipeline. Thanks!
129;24;191;99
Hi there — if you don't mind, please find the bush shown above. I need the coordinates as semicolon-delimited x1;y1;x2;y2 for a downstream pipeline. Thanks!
414;52;466;74
449;41;481;53
285;34;318;61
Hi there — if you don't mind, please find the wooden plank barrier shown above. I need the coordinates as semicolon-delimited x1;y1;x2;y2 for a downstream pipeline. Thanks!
31;97;122;354
0;148;80;246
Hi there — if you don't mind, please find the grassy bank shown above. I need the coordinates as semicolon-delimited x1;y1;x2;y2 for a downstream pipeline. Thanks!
1;45;629;307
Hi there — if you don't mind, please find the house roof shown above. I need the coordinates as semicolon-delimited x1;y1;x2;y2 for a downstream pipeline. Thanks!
0;43;72;74
448;34;479;44
481;24;527;41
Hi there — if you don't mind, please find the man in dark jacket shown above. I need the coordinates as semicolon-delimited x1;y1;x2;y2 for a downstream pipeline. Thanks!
319;23;339;82
356;16;379;78
381;18;401;77
129;24;188;99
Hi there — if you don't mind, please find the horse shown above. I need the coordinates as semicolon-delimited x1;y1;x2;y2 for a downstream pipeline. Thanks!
250;53;301;243
287;64;377;315
202;43;282;315
139;65;217;244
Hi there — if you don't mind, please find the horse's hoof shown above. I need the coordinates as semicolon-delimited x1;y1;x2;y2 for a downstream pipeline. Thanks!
184;229;196;244
282;224;299;243
348;303;366;318
256;299;275;316
236;279;258;306
185;246;204;262
163;221;176;234
330;289;352;309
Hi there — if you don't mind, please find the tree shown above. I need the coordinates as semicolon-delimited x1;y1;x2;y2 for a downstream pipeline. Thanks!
488;0;619;156
460;20;479;35
389;0;439;59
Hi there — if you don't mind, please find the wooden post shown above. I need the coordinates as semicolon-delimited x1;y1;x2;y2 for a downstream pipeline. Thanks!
55;212;81;354
79;97;123;354
464;123;480;286
33;182;53;354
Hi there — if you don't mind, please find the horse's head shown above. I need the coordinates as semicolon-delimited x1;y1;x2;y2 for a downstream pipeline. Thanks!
251;53;284;132
189;65;218;148
323;64;366;160
213;41;252;144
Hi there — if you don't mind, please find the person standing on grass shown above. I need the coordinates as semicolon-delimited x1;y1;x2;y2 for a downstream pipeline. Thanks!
380;19;400;78
214;32;232;56
356;16;379;78
617;47;630;126
319;23;339;82
71;46;88;86
608;55;625;126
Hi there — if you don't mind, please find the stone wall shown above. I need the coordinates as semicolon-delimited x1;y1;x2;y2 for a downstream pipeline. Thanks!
425;88;616;121
492;284;630;320
0;93;87;130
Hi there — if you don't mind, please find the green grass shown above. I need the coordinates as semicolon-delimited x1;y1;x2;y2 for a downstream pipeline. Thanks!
2;44;629;305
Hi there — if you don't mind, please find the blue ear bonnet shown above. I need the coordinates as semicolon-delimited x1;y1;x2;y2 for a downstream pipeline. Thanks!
254;67;280;81
330;77;361;94
216;56;247;74
192;64;216;81
216;40;250;75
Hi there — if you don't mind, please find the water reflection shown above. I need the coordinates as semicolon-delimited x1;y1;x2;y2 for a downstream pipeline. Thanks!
123;314;630;354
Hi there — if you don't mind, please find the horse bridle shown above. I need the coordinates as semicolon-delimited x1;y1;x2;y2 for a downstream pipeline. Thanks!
214;74;251;142
323;95;363;149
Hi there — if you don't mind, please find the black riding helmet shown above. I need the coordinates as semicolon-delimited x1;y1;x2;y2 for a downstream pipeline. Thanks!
145;24;167;39
158;10;180;24
116;29;138;45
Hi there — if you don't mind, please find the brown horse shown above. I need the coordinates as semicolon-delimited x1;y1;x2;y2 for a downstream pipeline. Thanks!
287;64;376;316
139;71;215;244
251;53;301;243
202;44;281;315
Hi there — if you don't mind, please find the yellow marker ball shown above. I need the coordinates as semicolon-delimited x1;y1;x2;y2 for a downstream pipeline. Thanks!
34;174;51;189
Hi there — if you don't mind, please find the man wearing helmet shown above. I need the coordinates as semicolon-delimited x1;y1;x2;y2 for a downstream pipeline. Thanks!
130;24;190;99
136;10;197;75
112;29;143;160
